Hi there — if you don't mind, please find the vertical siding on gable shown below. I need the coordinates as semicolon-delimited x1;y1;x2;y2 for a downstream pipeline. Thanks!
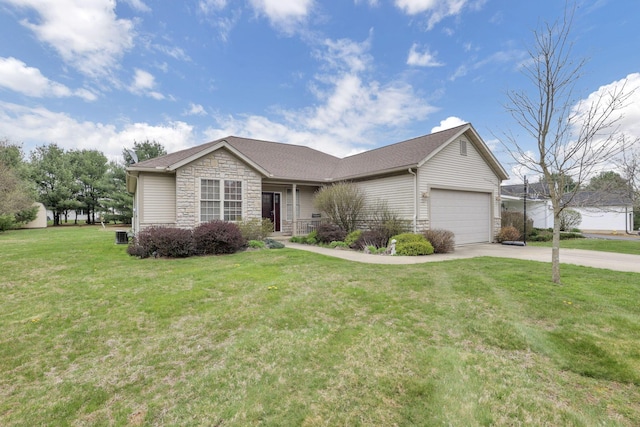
140;173;176;226
356;173;414;218
419;136;502;234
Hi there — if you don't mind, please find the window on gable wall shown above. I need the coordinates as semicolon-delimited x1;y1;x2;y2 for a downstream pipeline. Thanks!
224;180;242;221
460;140;467;156
286;188;300;220
200;179;243;222
200;179;220;222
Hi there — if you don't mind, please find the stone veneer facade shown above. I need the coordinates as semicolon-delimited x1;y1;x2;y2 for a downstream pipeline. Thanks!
175;149;263;228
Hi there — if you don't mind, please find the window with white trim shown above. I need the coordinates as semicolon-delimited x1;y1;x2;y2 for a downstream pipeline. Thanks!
286;188;300;220
224;180;242;221
200;179;220;222
200;179;243;222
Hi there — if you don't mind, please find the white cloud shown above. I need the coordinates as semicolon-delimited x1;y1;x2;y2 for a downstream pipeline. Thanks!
249;0;314;34
198;0;240;42
568;73;640;176
199;0;227;14
184;103;207;116
448;48;527;81
3;0;135;77
407;43;444;67
122;0;150;12
394;0;484;29
431;116;466;133
0;101;194;161
0;57;96;100
573;73;640;140
129;69;164;99
205;36;436;157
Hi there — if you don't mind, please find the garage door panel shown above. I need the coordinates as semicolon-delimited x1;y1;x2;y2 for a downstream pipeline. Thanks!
430;189;491;245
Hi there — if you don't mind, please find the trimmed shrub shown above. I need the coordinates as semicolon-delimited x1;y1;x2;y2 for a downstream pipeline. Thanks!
316;222;347;244
396;240;434;256
497;226;521;242
127;226;161;258
289;236;305;243
154;227;195;258
423;229;455;253
193;220;246;255
127;226;194;258
390;233;434;256
238;218;274;241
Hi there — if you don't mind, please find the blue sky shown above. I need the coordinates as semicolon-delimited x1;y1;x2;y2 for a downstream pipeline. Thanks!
0;0;638;182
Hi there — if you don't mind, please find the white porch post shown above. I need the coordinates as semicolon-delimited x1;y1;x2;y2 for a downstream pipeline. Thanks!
292;183;297;236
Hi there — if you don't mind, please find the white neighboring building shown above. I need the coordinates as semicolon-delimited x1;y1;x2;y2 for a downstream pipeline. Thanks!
501;185;634;233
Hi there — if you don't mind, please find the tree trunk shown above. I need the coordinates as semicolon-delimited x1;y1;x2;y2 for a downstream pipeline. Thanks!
552;211;562;284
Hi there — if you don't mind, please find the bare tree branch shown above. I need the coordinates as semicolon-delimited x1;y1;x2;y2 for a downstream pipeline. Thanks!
499;4;635;283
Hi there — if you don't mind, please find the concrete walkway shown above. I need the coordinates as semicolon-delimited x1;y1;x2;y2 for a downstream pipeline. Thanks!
284;242;640;274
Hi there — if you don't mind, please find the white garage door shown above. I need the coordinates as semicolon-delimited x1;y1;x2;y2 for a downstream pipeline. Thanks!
430;189;492;245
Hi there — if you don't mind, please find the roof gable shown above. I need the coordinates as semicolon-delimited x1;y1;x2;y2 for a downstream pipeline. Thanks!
330;125;468;180
128;123;508;182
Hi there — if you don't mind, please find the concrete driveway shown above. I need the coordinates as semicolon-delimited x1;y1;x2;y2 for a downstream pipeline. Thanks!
284;242;640;273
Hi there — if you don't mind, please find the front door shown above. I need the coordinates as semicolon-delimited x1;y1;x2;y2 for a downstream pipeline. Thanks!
261;192;281;232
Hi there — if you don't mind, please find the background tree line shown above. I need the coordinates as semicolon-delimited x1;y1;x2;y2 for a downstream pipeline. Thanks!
0;139;166;231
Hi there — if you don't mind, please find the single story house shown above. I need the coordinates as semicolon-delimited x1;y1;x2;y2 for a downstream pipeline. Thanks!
501;184;635;233
126;123;509;244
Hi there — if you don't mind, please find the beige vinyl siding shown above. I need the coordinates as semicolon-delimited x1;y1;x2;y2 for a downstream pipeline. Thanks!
419;136;501;235
140;173;176;225
356;173;414;218
297;186;318;219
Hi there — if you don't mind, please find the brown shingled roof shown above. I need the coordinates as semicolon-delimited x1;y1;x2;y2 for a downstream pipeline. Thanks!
331;124;467;179
128;123;507;182
225;137;340;181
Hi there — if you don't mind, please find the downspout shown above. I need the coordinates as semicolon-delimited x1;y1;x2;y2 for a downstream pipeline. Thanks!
408;168;417;233
292;183;297;236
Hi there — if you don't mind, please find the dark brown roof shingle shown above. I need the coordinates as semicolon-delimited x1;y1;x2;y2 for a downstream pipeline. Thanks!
128;123;506;182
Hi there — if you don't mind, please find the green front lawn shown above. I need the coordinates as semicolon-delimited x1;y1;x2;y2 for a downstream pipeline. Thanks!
1;227;639;426
529;237;640;255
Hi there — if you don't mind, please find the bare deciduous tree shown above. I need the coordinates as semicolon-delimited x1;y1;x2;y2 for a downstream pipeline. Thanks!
314;182;366;233
501;7;633;283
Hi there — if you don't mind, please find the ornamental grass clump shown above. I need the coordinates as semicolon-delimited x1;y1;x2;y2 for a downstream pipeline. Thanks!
423;229;455;253
497;226;521;243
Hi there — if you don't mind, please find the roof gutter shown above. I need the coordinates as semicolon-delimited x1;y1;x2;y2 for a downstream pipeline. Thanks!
336;164;420;182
